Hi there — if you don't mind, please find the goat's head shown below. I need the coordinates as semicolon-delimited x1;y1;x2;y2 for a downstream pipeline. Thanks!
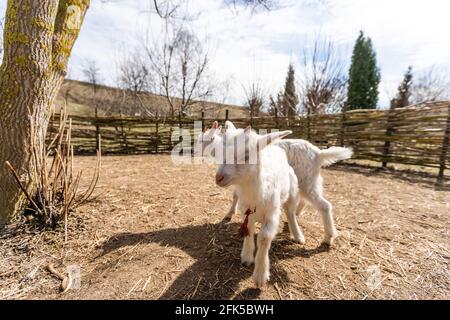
223;120;237;132
215;126;292;188
194;121;222;158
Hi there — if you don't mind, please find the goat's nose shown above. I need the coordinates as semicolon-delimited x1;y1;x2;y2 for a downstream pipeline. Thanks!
215;173;225;184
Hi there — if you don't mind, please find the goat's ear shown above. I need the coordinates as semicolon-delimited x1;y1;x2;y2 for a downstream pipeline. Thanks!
224;120;237;131
258;130;292;150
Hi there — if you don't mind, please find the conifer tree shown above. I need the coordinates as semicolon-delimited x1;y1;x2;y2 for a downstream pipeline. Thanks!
391;66;413;109
283;64;299;117
347;31;381;110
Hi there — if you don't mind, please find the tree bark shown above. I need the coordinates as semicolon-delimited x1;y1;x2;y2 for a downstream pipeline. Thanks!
0;0;90;224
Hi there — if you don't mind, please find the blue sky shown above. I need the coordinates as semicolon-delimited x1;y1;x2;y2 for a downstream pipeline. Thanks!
1;0;450;107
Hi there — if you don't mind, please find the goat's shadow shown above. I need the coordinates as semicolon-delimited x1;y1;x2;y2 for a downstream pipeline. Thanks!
98;221;329;300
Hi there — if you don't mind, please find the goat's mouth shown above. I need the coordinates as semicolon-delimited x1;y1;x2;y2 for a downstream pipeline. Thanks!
216;176;232;188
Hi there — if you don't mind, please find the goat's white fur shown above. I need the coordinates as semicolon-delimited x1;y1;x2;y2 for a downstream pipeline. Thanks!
215;128;301;287
197;120;353;245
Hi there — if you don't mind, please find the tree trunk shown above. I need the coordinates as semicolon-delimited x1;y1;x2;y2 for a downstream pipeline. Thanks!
0;0;90;224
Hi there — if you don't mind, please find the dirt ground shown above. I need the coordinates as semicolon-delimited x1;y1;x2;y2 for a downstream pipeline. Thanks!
1;155;449;300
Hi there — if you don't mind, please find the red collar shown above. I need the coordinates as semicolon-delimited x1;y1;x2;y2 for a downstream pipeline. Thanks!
239;207;255;238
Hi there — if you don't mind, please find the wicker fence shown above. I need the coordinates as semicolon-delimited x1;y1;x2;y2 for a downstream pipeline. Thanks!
50;101;450;183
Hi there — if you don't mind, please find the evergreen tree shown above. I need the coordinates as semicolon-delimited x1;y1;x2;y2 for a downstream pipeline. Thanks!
283;64;299;117
391;66;413;109
268;91;284;116
347;31;381;110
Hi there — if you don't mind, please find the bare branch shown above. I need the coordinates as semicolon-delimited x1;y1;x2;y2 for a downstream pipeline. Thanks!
153;0;180;19
242;79;267;117
82;59;102;95
117;50;155;116
145;26;211;116
225;0;275;11
411;66;450;104
298;36;347;115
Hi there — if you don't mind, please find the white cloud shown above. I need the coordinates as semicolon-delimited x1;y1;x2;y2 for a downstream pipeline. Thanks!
1;0;450;107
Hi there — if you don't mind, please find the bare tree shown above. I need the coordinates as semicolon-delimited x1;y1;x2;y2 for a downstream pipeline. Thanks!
118;53;151;94
146;26;211;117
82;58;103;149
268;90;284;116
225;0;275;10
118;51;154;116
152;0;276;18
411;66;450;104
243;80;267;118
204;76;234;106
82;59;102;95
298;36;347;115
152;0;182;19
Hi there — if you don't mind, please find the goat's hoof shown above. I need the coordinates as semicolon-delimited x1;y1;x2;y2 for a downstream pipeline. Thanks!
292;235;306;244
252;271;269;288
321;236;336;247
241;255;254;266
322;230;337;247
222;215;232;223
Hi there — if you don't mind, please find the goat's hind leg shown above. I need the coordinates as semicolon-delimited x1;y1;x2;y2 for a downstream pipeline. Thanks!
304;179;337;246
297;199;307;216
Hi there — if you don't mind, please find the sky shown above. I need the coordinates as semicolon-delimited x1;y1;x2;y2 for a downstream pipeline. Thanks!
1;0;450;107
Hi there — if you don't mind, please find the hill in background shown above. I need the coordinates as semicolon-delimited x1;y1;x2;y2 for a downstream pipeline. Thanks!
55;79;248;119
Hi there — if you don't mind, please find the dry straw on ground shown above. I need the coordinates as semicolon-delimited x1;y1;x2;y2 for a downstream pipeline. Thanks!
1;155;448;300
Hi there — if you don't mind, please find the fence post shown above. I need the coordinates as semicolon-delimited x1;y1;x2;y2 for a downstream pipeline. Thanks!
306;111;311;141
275;108;279;129
437;104;450;184
339;105;347;147
178;111;183;143
382;102;397;168
94;107;100;152
119;110;129;154
225;109;229;122
154;120;159;154
201;111;205;132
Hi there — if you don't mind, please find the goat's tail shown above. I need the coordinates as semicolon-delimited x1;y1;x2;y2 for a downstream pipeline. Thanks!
319;146;353;167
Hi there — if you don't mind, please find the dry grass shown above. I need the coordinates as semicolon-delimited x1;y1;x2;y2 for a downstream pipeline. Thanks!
57;79;247;118
6;107;101;230
0;155;449;300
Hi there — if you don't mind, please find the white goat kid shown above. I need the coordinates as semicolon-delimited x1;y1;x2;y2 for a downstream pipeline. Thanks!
194;121;221;158
196;121;353;246
195;121;240;219
215;127;300;287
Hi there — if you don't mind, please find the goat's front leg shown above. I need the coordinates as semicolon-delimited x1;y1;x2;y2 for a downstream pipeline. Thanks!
223;190;238;221
240;218;255;266
253;213;279;288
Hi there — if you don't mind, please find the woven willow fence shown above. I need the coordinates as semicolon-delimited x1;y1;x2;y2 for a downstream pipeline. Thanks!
50;101;450;183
